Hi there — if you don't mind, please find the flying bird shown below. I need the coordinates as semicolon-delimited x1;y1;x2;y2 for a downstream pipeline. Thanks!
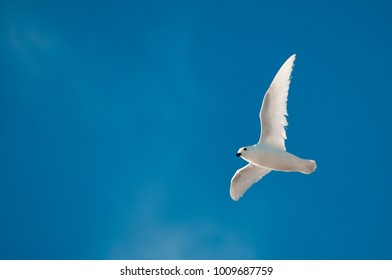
230;54;316;201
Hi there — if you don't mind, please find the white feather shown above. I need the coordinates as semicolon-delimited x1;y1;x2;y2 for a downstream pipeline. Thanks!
258;54;296;151
230;163;271;201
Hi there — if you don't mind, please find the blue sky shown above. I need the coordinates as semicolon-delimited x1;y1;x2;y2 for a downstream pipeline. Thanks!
1;0;391;259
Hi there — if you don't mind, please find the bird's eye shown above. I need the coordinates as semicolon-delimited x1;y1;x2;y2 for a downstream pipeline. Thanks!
244;148;247;151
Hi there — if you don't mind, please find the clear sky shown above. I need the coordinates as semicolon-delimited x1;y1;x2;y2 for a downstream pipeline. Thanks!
1;0;391;259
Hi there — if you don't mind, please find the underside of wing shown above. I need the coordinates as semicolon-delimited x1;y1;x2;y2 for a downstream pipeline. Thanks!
230;163;271;201
259;54;296;151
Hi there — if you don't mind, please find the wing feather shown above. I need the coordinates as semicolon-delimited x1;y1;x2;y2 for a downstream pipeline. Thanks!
230;163;271;201
258;54;296;150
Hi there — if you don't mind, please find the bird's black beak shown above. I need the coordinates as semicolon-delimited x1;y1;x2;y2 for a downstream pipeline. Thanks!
236;153;241;157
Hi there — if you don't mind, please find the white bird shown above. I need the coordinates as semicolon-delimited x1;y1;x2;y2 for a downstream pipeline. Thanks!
230;54;316;201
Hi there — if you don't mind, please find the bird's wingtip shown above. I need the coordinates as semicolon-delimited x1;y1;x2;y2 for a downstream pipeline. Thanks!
230;191;240;201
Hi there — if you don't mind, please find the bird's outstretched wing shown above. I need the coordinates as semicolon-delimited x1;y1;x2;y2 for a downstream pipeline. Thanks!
230;163;271;201
258;54;296;151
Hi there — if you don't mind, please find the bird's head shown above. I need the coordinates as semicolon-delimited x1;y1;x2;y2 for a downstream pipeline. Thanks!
236;147;249;157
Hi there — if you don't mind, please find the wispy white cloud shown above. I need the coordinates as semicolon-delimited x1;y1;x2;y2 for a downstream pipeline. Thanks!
107;180;257;259
2;6;64;70
109;219;257;259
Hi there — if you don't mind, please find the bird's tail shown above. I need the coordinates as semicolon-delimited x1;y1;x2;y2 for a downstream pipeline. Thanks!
300;160;317;174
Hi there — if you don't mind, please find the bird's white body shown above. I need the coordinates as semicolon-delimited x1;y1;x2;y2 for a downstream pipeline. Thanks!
230;54;316;201
242;144;316;175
